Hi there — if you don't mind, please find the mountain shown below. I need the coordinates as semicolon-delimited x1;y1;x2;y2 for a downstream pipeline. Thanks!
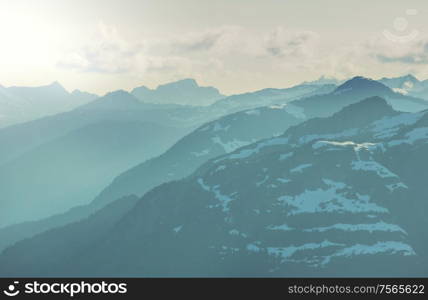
131;78;225;106
0;90;197;167
0;195;139;277
211;84;336;114
378;74;428;100
0;78;418;254
0;82;338;228
0;119;184;227
91;103;307;208
0;91;194;228
2;97;427;276
0;82;98;128
302;75;343;86
0;102;307;253
0;82;333;168
293;76;428;118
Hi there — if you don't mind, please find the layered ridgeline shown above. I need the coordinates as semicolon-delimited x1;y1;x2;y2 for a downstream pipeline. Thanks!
1;97;427;276
211;83;335;114
0;76;422;253
292;76;428;117
62;76;428;209
0;82;97;128
0;90;180;166
131;77;336;110
0;103;306;253
0;82;332;168
0;91;189;228
0;81;335;250
379;74;428;100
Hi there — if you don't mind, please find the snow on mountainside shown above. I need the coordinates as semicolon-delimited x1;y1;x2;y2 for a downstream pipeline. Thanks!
212;83;336;114
91;103;307;208
293;76;428;118
0;101;308;253
2;97;427;276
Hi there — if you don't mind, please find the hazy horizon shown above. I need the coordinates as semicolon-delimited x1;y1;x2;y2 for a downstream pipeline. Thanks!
1;0;428;95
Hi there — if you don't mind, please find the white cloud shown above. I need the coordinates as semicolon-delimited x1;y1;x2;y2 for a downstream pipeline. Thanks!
56;21;428;93
57;22;143;73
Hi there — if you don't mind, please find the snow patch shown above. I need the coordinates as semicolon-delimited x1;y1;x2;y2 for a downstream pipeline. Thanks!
290;164;312;173
198;178;235;213
304;221;406;234
351;160;398;178
299;129;359;145
386;182;408;192
277;178;291;183
212;136;250;153
267;240;344;261
267;224;294;231
173;225;183;233
191;149;210;157
225;137;289;160
245;109;260;116
278;179;388;216
279;152;293;161
323;241;415;265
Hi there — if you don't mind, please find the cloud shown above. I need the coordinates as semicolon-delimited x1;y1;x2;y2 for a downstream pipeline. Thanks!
57;22;143;73
57;24;320;77
56;21;428;94
370;36;428;65
264;27;319;59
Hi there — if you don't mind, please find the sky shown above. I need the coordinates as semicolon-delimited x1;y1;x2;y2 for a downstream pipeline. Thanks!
0;0;428;95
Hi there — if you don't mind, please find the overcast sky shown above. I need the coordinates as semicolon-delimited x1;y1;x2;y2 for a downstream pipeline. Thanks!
0;0;428;95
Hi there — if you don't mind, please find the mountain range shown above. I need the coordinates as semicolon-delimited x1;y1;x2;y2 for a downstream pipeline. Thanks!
0;75;427;277
0;77;388;251
0;82;97;128
0;91;194;228
379;74;428;100
1;96;427;276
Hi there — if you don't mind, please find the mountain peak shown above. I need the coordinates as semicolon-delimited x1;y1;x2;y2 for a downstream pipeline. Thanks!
79;90;142;111
131;78;223;106
45;81;68;93
104;89;136;99
334;76;392;94
402;74;419;82
157;78;198;90
304;75;341;86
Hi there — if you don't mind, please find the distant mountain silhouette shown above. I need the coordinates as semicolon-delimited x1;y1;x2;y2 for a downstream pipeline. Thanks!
0;82;97;128
302;75;343;86
131;78;225;106
212;84;336;113
0;119;184;227
379;74;428;100
0;91;194;227
293;76;428;117
0;90;195;168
